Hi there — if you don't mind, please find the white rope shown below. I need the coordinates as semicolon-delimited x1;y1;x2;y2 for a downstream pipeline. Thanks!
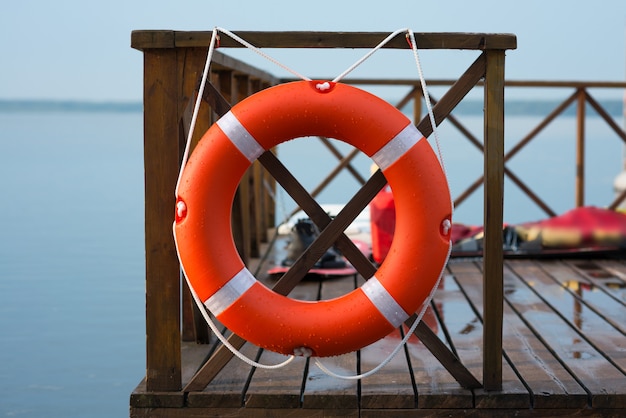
174;27;296;370
333;28;409;83
173;224;296;370
175;27;311;197
175;27;219;197
407;29;455;223
189;282;296;370
313;245;451;380
311;29;453;380
407;29;447;177
216;27;311;82
175;27;454;377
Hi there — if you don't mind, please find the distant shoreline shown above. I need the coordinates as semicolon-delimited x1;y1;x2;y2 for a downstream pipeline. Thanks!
0;98;622;117
0;100;142;113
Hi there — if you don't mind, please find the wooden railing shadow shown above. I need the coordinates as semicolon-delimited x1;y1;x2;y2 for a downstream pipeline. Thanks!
131;30;516;396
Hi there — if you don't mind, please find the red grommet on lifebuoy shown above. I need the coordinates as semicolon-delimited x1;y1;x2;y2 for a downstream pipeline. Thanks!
174;80;451;357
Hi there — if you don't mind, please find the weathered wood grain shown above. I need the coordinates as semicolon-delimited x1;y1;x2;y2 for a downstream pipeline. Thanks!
244;281;319;408
187;342;259;408
301;276;359;410
502;263;589;408
447;261;530;408
507;259;626;409
482;49;506;391
143;47;182;392
406;292;475;409
131;30;517;51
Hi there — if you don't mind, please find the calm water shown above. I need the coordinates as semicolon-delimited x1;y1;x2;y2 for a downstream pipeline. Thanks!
0;102;624;417
0;112;145;417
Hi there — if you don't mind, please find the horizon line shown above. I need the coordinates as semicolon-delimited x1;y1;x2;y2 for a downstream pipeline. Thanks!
0;98;622;117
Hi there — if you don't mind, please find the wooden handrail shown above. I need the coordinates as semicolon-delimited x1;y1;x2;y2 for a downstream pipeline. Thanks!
132;30;516;51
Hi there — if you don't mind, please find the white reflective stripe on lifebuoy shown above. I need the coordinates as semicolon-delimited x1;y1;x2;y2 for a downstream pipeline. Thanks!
204;267;256;316
371;123;423;171
360;276;409;327
216;111;265;162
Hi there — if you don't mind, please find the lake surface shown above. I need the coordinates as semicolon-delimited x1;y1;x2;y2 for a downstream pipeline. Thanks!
0;99;624;417
0;111;145;417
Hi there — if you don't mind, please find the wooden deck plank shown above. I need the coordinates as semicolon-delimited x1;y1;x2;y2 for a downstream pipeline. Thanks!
187;342;259;408
507;259;626;409
543;260;626;335
133;407;360;417
569;259;626;308
301;275;359;410
244;351;308;409
405;299;475;409
132;406;626;417
360;408;626;417
131;248;626;417
515;260;626;375
244;280;319;408
181;342;217;385
359;328;417;409
601;259;626;284
447;261;532;408
358;272;417;410
500;264;589;408
133;256;626;416
430;269;483;383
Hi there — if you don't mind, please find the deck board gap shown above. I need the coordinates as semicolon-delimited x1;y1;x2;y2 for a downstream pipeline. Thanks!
241;348;263;406
432;278;462;359
552;262;626;337
568;259;626;309
398;324;419;408
356;348;362;409
192;323;231;375
521;262;626;377
299;356;311;406
451;261;537;408
505;260;626;408
502;344;536;408
502;292;594;408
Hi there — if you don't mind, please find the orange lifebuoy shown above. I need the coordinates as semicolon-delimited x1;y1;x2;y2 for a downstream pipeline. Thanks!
174;80;452;357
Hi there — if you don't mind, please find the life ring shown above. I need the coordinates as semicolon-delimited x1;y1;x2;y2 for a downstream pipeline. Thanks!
174;80;452;357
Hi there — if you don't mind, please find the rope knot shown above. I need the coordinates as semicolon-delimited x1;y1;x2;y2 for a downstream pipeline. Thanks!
315;81;331;91
293;347;313;357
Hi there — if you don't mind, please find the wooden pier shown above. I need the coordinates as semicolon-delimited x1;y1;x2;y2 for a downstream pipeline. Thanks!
131;248;626;416
129;30;626;416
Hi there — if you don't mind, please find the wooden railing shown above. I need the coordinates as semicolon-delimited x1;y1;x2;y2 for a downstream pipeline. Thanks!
303;79;626;219
130;39;279;391
501;81;626;212
131;30;515;394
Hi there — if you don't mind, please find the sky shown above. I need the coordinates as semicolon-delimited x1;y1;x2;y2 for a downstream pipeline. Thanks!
1;0;625;102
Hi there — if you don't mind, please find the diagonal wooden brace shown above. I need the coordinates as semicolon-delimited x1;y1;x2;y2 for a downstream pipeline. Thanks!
183;71;484;391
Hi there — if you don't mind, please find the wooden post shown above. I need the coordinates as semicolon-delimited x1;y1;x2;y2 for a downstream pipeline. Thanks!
482;49;505;391
576;88;586;207
142;47;182;392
